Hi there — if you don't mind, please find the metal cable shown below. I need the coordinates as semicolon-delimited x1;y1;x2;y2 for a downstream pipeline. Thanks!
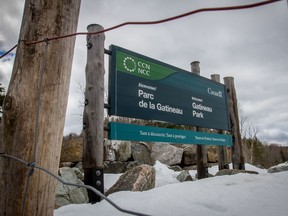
0;153;151;216
21;172;32;216
0;0;283;58
24;0;283;45
0;44;18;59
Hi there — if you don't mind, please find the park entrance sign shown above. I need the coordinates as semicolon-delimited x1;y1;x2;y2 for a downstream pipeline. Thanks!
109;45;230;131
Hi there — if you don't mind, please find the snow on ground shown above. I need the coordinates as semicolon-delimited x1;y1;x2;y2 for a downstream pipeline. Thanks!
104;173;122;191
55;163;288;216
269;161;288;170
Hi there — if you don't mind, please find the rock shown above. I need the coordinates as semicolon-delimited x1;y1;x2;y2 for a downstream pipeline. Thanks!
55;196;70;208
60;137;83;162
104;139;116;161
75;161;84;173
115;141;132;161
176;170;193;182
181;145;197;165
207;146;218;163
55;167;88;208
104;140;132;162
169;165;183;172
59;162;75;168
106;164;156;196
72;167;84;181
183;165;197;171
268;161;288;173
131;142;152;165
103;161;139;173
151;142;183;166
215;169;258;176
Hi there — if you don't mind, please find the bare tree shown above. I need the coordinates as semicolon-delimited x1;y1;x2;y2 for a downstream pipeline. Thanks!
238;103;260;139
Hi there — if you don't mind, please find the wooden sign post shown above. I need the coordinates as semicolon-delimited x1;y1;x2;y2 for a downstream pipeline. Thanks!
190;61;208;179
83;24;105;202
211;74;229;170
224;77;245;170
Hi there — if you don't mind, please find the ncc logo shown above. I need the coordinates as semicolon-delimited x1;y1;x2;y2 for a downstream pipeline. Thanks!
123;57;136;73
123;56;151;77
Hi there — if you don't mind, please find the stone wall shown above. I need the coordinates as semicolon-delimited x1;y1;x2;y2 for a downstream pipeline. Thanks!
60;138;221;173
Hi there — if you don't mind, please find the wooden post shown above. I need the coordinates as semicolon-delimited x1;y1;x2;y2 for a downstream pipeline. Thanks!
0;0;81;215
211;74;229;170
83;24;105;203
223;77;245;170
190;61;208;179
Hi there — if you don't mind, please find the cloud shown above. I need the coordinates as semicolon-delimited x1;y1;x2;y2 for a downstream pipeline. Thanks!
0;60;14;87
0;49;15;62
0;0;23;48
259;128;288;145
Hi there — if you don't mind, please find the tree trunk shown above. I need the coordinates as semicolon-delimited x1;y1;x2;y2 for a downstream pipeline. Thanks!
0;0;81;215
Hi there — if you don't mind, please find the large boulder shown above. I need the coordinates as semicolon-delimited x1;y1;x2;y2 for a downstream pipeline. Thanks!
181;145;197;166
114;141;132;162
131;142;152;165
60;137;83;162
207;146;218;163
106;164;155;196
55;167;88;208
268;161;288;173
151;142;183;166
104;140;131;162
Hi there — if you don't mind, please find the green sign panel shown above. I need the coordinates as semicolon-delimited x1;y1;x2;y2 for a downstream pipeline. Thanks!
109;122;233;146
109;45;231;131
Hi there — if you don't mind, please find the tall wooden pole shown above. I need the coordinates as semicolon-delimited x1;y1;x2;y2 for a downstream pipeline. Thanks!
211;74;229;170
190;61;208;179
0;0;81;215
83;24;105;203
224;77;245;170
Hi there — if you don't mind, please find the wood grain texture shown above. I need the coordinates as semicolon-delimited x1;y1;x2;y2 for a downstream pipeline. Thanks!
82;24;105;168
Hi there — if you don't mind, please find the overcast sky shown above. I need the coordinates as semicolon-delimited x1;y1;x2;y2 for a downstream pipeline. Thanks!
0;0;287;145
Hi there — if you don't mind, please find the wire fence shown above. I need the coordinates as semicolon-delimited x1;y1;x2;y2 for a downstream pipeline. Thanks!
0;37;150;215
0;153;151;216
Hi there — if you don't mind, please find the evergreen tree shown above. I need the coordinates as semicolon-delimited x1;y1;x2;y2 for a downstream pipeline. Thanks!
252;137;268;168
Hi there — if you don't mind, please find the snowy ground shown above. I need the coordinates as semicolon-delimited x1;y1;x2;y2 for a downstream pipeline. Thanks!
54;162;288;216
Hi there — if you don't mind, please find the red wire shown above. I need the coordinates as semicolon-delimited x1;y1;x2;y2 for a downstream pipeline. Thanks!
0;0;282;59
